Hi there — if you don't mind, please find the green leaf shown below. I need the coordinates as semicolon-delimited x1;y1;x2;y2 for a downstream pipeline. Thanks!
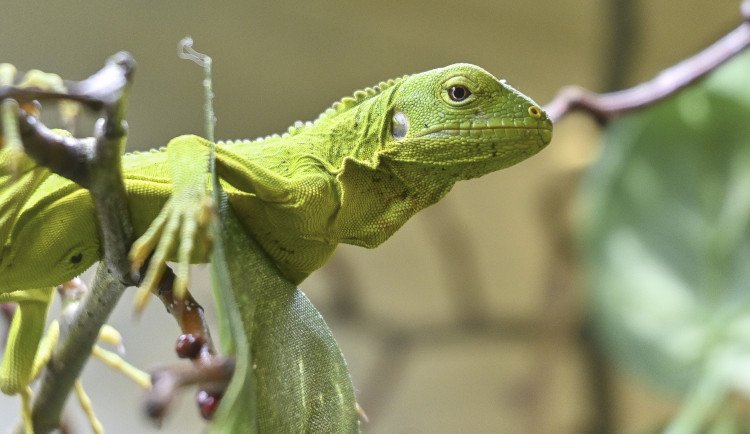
208;186;359;433
580;51;750;427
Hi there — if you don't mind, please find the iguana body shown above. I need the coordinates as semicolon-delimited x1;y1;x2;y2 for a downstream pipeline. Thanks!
0;63;552;422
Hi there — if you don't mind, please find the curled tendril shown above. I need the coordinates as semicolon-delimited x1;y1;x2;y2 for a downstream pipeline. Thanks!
178;37;212;68
177;36;215;143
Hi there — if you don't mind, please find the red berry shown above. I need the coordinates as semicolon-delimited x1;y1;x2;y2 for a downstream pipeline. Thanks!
197;390;222;420
175;334;204;359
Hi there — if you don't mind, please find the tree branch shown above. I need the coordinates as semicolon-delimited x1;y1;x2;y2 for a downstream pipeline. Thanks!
144;266;234;423
0;53;133;112
5;51;231;430
544;1;750;122
146;357;235;422
2;52;140;433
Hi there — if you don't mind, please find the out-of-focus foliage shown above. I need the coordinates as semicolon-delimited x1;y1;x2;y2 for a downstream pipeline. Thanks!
581;50;750;430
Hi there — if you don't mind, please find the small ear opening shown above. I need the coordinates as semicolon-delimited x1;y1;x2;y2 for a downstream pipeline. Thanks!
391;111;409;140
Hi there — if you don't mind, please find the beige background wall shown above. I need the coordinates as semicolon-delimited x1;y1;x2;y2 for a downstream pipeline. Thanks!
1;1;744;432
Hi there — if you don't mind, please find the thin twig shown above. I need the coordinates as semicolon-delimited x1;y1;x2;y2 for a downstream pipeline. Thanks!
15;52;138;433
145;265;235;422
0;53;133;111
87;53;138;285
544;1;750;122
29;266;126;433
15;114;94;186
145;357;235;421
151;268;217;363
177;37;215;143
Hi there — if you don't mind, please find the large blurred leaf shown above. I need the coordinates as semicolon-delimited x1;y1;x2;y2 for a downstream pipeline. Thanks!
580;50;750;427
208;183;359;432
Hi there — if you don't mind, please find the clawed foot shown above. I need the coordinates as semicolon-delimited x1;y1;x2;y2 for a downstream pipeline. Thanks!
130;191;216;312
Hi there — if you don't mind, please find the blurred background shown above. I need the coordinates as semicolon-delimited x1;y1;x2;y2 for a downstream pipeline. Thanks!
1;1;747;432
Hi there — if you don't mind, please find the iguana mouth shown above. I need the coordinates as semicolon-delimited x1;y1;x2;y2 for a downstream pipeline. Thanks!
538;125;553;144
418;122;553;145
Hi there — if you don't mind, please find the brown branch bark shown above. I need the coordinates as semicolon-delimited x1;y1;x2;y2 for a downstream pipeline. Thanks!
544;1;750;123
146;357;235;422
144;266;234;422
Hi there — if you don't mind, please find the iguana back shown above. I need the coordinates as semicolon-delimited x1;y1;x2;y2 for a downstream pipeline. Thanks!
0;63;552;289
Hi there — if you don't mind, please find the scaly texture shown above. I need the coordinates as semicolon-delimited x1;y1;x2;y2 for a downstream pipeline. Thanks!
0;63;552;424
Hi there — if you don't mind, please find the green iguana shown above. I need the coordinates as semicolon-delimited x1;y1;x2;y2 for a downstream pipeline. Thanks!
0;63;552;428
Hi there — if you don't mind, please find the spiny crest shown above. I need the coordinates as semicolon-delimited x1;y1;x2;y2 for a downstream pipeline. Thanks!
293;74;408;134
221;74;409;145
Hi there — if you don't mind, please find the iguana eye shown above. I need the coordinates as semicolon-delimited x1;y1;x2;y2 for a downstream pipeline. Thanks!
448;85;471;102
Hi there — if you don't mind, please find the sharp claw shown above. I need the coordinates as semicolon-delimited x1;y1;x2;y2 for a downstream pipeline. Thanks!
74;380;105;434
174;275;188;300
98;324;125;354
130;186;215;315
91;346;151;390
134;247;170;315
129;242;150;274
130;259;144;275
129;235;157;270
133;286;152;314
196;196;216;226
129;205;171;267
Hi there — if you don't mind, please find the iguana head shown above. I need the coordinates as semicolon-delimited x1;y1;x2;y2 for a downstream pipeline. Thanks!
330;64;552;248
380;63;552;180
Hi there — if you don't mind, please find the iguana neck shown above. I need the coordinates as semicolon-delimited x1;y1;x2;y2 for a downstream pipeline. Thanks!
224;80;402;178
306;81;401;168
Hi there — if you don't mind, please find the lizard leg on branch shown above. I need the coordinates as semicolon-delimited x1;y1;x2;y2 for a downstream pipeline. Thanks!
130;135;216;312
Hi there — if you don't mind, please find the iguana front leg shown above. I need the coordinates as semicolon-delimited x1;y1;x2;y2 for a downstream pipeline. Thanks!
130;135;215;310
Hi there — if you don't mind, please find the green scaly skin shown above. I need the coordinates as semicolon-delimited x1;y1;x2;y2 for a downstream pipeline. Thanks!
0;63;552;414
